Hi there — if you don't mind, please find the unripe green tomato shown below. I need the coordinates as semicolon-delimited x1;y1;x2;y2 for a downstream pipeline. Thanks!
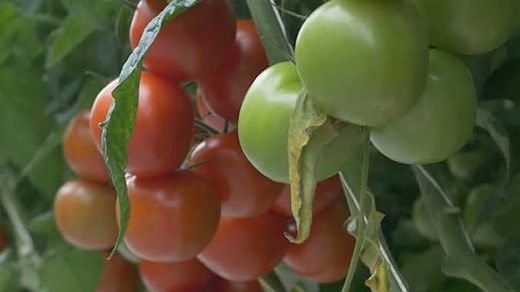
238;61;361;183
411;0;519;55
295;0;429;126
371;49;477;164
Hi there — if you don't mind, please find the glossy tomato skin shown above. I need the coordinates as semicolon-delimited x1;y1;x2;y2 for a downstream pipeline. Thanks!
371;49;477;164
198;211;289;281
189;132;283;217
130;0;236;81
198;19;269;122
284;198;354;283
271;174;341;217
54;180;118;250
411;0;519;55
295;0;428;126
96;253;139;292
64;110;110;183
119;170;220;262
238;61;362;183
139;258;215;292
90;72;194;177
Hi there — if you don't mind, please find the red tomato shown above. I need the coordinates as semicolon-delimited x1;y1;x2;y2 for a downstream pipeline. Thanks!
189;132;283;217
90;72;194;177
271;174;342;217
63;110;110;183
96;253;139;292
139;258;215;292
54;180;118;250
0;221;6;252
198;19;269;122
284;198;355;283
196;88;228;133
198;211;289;281
118;170;220;262
211;278;263;292
130;0;236;81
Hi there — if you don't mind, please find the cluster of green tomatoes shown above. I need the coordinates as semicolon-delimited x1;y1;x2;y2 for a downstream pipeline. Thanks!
238;0;519;181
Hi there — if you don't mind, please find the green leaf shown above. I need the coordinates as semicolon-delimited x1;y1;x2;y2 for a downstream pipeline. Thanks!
60;0;119;30
476;108;511;186
495;174;520;238
286;92;327;243
39;246;103;292
102;0;200;256
0;67;65;198
46;16;94;68
496;238;520;291
400;245;446;292
0;251;19;291
413;165;514;292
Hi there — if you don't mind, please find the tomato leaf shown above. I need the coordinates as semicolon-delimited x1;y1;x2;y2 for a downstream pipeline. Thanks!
476;107;511;187
496;238;520;291
39;246;103;292
286;92;327;243
101;0;200;256
45;16;94;68
413;164;514;292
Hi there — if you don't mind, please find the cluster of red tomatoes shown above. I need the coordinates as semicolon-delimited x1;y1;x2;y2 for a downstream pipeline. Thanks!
54;0;356;291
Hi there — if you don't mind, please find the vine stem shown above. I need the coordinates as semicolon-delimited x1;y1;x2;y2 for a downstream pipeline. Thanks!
245;0;294;64
341;126;370;292
0;171;36;260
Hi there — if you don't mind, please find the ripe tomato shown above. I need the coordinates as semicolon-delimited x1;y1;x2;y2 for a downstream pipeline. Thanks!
118;170;220;262
284;198;354;283
196;88;227;133
90;72;194;177
238;61;361;183
371;49;477;164
271;174;341;217
189;132;283;217
295;0;428;126
63;110;110;183
139;258;215;292
130;0;236;81
198;211;289;281
54;180;118;250
411;0;519;55
198;19;269;122
96;253;139;292
211;278;263;292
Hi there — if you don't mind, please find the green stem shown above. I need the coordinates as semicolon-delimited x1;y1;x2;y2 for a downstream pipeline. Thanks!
0;171;35;259
260;270;287;292
342;127;370;292
413;165;513;292
246;0;294;64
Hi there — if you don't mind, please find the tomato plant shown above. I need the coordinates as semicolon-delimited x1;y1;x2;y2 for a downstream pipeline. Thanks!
189;132;283;217
139;258;215;292
238;61;362;183
198;211;289;281
54;180;118;250
371;49;477;164
411;0;519;55
130;0;236;81
295;0;429;126
271;174;341;217
63;110;110;184
96;253;140;292
90;72;194;177
197;19;268;123
119;170;220;262
284;198;355;283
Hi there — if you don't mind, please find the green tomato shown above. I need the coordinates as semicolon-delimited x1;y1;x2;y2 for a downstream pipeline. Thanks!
295;0;429;126
371;49;477;164
237;61;361;183
411;0;519;55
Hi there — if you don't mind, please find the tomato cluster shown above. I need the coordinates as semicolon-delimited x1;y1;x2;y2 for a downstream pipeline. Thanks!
56;0;356;290
239;0;519;169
